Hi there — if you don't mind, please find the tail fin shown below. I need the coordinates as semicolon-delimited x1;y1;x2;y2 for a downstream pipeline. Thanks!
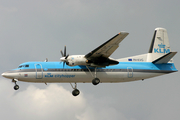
147;28;176;63
149;28;170;54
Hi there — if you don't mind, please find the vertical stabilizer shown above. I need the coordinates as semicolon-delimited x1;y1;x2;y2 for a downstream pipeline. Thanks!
147;28;174;63
149;28;170;54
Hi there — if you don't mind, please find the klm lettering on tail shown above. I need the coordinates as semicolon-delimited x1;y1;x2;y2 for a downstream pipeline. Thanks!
154;48;170;53
154;43;170;53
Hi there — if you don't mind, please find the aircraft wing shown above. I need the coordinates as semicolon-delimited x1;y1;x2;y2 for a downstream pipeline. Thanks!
85;32;129;62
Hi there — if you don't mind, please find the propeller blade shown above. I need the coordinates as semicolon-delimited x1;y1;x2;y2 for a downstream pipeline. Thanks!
60;50;64;57
65;54;69;59
60;46;70;67
64;46;66;57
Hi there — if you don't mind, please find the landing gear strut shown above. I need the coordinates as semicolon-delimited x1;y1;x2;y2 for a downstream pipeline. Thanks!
86;66;100;85
12;79;19;90
70;83;80;96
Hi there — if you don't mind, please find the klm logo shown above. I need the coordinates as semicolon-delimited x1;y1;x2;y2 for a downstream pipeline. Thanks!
154;43;170;53
45;73;53;78
158;43;166;48
154;48;170;53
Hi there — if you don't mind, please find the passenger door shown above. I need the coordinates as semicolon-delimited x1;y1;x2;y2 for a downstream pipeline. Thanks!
35;64;43;79
127;67;133;78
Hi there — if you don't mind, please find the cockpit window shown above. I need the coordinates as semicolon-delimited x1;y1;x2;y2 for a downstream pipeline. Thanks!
18;65;22;68
18;64;29;68
25;65;29;67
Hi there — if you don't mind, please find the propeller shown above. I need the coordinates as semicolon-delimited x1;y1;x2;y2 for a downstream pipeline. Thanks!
60;46;69;67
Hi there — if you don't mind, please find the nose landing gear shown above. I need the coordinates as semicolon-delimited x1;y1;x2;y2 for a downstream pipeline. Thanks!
14;84;19;90
12;79;19;90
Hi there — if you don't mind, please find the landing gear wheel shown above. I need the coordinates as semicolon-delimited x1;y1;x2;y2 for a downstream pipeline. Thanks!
14;85;19;90
92;78;100;85
72;89;80;96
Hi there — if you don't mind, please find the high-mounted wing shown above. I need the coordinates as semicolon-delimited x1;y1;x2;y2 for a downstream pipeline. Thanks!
85;32;129;67
85;32;129;66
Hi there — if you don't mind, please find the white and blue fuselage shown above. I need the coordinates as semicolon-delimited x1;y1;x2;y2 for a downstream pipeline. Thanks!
2;61;177;83
1;28;178;96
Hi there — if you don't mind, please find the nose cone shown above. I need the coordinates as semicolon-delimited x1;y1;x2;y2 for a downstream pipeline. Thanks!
1;73;7;77
2;71;20;79
1;72;13;79
1;73;6;77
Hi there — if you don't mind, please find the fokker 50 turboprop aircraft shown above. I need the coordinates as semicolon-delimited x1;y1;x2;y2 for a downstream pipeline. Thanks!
2;28;178;96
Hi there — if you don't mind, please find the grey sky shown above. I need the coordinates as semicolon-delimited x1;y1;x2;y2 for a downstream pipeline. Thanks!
0;0;180;120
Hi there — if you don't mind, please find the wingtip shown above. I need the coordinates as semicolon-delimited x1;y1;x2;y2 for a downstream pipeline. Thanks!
119;31;129;35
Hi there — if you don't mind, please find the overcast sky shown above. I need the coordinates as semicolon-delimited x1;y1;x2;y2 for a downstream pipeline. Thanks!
0;0;180;120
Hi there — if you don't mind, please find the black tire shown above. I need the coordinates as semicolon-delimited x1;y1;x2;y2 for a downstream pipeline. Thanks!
92;78;100;85
14;85;19;90
72;89;80;96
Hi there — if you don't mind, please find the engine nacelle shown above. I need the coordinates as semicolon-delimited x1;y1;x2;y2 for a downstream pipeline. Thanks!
66;55;88;66
61;55;119;67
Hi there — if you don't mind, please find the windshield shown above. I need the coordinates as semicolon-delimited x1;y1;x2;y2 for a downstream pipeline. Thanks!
18;64;29;68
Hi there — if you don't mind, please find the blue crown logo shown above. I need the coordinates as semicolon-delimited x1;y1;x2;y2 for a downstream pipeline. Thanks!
158;43;166;48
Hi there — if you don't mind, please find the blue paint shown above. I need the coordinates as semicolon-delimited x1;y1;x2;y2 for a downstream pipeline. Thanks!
154;43;170;53
154;48;170;53
128;59;132;61
13;61;178;72
158;43;166;48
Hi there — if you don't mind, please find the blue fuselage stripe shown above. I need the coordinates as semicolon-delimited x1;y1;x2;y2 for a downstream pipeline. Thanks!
13;62;178;73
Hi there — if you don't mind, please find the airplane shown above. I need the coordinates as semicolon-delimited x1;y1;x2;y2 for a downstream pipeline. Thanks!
1;27;178;96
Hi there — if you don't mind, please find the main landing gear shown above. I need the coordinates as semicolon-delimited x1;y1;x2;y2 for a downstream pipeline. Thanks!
12;79;19;90
92;78;100;85
70;83;80;96
86;66;100;86
70;67;100;96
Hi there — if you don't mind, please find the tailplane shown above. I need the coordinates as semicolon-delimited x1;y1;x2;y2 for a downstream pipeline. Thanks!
152;52;177;64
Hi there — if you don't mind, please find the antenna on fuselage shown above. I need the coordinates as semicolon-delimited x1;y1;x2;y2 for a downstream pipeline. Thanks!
44;58;48;62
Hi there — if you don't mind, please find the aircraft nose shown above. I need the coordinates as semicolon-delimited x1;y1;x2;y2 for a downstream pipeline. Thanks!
1;73;5;77
2;71;19;79
1;72;11;78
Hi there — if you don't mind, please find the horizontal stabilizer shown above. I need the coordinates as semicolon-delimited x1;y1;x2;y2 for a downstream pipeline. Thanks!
152;52;177;64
